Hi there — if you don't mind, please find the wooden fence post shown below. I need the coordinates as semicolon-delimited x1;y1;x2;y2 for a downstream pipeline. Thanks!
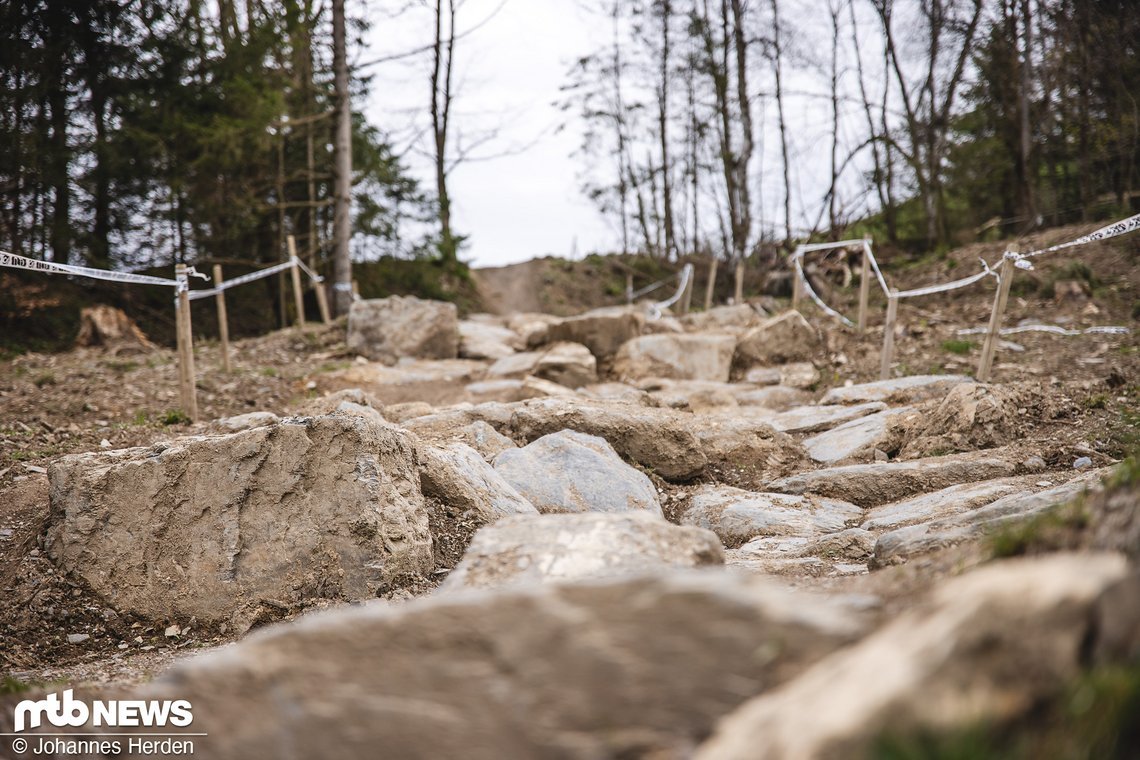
857;245;871;332
174;264;199;422
680;265;693;314
733;260;745;304
977;253;1016;382
703;257;718;310
287;235;306;328
314;280;332;324
879;289;899;381
792;254;803;311
212;264;231;373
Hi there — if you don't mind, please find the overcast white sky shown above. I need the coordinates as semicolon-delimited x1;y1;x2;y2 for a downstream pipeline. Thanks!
362;0;614;268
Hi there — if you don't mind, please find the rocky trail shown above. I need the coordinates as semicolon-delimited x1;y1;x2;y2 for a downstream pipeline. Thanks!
1;252;1139;756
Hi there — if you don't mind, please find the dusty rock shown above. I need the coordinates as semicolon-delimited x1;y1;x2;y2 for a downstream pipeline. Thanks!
458;320;521;360
769;450;1018;507
494;430;663;516
420;443;537;522
734;311;822;366
695;553;1128;760
895;383;1035;458
820;374;973;405
644;379;744;411
802;407;915;464
347;296;459;364
802;528;875;561
734;386;812;410
505;312;561;348
681;485;861;547
508;398;707;481
329;359;485;405
861;478;1025;531
486;350;542;379
580;382;653;405
743;366;782;385
440;512;723;591
692;415;808;487
751;402;888;435
455;420;517;461
383;401;435;423
778;362;821;389
872;469;1108;565
533;341;597;388
45;416;433;624
546;306;645;360
612;333;737;382
680;303;763;332
301;388;386;424
133;571;863;760
212;411;280;432
465;376;577;404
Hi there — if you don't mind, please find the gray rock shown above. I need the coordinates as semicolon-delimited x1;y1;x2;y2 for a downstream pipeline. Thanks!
733;385;812;410
133;571;864;760
734;311;822;366
302;388;386;425
691;415;808;488
769;450;1018;508
861;478;1025;531
761;402;888;435
494;430;663;516
486;350;542;379
464;377;577;404
330;358;485;406
456;420;517;462
803;528;876;561
872;469;1108;565
347;296;459;364
66;633;90;644
802;407;915;464
419;443;537;521
682;485;862;547
212;411;280;432
696;554;1128;760
1021;455;1047;472
820;375;973;405
45;416;433;624
779;362;821;389
547;306;645;360
680;303;763;331
458;320;521;360
1074;456;1093;470
533;341;597;388
441;512;723;591
612;333;737;382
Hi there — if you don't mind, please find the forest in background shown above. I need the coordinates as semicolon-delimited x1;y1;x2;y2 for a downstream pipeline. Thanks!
0;0;1138;297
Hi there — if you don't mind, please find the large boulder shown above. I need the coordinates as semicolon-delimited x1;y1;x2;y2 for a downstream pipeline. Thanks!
131;572;864;759
613;333;737;382
441;512;723;591
547;306;645;360
347;296;459;364
494;430;663;517
419;443;538;521
682;485;862;548
734;311;822;366
696;553;1128;760
45;416;433;624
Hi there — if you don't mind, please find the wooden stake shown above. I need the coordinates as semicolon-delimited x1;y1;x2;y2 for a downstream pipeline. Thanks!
680;265;693;315
213;264;231;373
175;264;199;422
703;256;718;310
625;272;633;304
792;255;803;311
857;246;871;332
314;281;332;324
879;290;898;381
287;235;306;328
351;279;360;300
733;260;744;304
977;253;1016;382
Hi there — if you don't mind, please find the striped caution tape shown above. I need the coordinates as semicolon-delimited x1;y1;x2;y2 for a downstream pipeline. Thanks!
1007;212;1140;270
186;259;298;301
1;250;182;288
792;249;856;327
956;324;1131;337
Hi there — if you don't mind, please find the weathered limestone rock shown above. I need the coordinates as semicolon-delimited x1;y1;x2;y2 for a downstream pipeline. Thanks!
749;402;888;435
734;385;812;410
861;478;1026;531
820;374;972;405
458;320;521;360
696;554;1128;760
778;362;821;389
329;358;485;405
133;571;864;760
382;401;435;423
506;312;562;348
455;420;517;461
347;296;459;364
546;306;645;360
494;430;663;517
464;377;577;404
734;311;822;366
692;415;808;487
212;411;279;433
486;351;542;379
533;341;597;388
802;407;915;464
580;382;654;405
45;416;433;623
301;388;386;425
769;450;1018;507
441;512;722;591
680;303;763;332
682;485;862;547
612;333;737;382
508;398;708;481
419;443;537;521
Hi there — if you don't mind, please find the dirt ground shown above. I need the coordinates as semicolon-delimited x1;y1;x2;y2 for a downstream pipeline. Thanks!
1;220;1137;693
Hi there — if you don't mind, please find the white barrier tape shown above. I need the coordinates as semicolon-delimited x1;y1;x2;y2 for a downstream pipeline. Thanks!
0;250;180;287
186;259;297;301
861;240;891;296
793;252;856;327
956;324;1131;337
631;272;678;300
1006;212;1140;270
294;257;324;283
798;238;870;254
646;263;694;320
894;269;989;299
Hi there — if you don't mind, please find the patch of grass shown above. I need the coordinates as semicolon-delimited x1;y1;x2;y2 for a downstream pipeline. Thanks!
32;371;56;387
0;676;32;695
133;410;150;426
160;410;191;426
941;339;975;355
317;361;350;373
987;500;1090;559
103;359;139;373
259;367;278;378
1083;393;1110;410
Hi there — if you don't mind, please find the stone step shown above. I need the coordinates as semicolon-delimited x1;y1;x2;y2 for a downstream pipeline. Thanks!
820;375;972;405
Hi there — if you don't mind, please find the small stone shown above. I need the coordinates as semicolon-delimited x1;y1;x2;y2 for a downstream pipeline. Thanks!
67;633;90;644
305;381;317;390
0;529;12;539
1073;456;1093;470
1036;481;1052;487
100;438;112;448
873;449;889;462
118;642;129;649
1021;455;1047;472
23;464;47;474
165;624;182;638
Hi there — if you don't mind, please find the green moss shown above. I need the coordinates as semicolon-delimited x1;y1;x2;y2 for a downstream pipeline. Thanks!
987;500;1090;559
1083;393;1110;410
941;339;975;355
161;410;191;426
